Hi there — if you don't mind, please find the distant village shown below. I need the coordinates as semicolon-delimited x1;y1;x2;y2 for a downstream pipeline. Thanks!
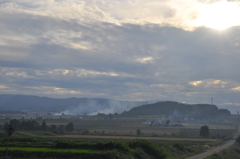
142;118;184;127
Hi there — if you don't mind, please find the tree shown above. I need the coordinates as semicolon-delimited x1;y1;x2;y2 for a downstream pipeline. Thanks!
65;123;74;132
58;125;65;134
200;125;210;137
25;120;40;130
136;129;141;136
3;122;9;130
81;129;89;135
10;119;21;130
41;120;48;131
166;119;170;126
50;124;58;134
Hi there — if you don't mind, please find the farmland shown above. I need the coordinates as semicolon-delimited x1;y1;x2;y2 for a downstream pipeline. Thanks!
0;114;238;159
0;115;237;139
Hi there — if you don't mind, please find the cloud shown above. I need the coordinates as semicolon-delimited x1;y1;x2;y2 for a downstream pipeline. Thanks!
189;79;227;87
47;69;120;77
136;57;154;63
0;85;8;89
1;0;240;109
39;86;83;95
190;81;202;86
2;0;240;30
232;87;240;91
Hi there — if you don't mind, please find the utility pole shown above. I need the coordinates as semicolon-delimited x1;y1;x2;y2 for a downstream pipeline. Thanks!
5;124;15;159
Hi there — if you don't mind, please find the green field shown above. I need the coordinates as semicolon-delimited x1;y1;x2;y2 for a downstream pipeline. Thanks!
0;147;93;153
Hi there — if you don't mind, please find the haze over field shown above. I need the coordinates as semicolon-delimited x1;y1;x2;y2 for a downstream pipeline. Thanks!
0;94;158;114
1;0;240;110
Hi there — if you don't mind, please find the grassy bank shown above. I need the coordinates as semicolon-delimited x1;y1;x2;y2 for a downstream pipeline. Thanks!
204;143;240;159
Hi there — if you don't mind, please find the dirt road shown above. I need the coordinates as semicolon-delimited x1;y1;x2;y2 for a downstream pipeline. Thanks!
185;124;240;159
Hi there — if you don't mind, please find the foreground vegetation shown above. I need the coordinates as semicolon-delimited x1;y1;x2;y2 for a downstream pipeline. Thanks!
204;143;240;159
204;135;240;159
0;137;167;159
0;134;233;159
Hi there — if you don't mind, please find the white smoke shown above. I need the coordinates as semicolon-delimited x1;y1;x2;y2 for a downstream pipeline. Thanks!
61;99;159;115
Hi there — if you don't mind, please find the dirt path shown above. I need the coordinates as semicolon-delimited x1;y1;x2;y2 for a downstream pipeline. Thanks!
185;124;240;159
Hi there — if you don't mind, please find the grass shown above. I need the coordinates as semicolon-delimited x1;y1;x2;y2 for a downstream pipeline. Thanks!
1;129;222;143
42;134;219;142
0;146;94;153
204;143;240;159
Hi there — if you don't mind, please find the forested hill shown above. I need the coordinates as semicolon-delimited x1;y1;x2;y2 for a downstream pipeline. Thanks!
121;101;231;119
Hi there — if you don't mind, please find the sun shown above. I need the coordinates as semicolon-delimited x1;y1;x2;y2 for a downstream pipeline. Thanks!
195;1;240;30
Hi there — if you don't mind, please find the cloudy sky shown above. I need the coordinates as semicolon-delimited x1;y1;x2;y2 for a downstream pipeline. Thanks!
1;0;240;109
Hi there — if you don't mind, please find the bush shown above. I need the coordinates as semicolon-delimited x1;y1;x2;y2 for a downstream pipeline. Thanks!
152;134;159;137
173;143;185;151
128;139;167;159
1;137;39;142
81;129;90;135
54;140;78;148
65;123;74;132
95;141;130;151
54;140;130;152
236;136;240;144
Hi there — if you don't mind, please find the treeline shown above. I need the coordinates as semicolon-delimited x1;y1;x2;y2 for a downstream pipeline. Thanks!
3;119;74;134
121;101;231;120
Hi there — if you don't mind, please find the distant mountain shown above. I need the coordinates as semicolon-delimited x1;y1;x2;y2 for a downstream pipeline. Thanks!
0;94;157;114
121;101;231;119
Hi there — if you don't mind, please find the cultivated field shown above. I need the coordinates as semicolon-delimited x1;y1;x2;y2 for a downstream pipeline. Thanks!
0;115;238;159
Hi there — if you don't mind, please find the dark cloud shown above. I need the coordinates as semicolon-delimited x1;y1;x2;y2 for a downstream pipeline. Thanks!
0;1;240;110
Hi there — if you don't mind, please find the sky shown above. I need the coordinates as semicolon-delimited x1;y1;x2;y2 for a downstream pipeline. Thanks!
1;0;240;110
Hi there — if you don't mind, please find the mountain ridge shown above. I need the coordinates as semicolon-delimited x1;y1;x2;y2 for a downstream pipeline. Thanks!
0;94;155;114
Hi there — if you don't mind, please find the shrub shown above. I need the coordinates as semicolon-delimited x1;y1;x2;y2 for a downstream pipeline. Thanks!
152;134;159;137
81;129;90;135
95;141;130;151
236;135;240;144
128;139;167;159
54;140;130;152
54;140;78;148
173;143;185;151
1;137;39;142
65;123;74;132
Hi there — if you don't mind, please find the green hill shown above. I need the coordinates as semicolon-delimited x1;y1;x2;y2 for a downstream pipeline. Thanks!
121;101;231;120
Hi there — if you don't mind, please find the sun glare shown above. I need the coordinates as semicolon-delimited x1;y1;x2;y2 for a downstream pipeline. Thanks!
195;1;240;30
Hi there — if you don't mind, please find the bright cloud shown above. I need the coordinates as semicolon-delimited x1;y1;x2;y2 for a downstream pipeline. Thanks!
189;79;227;88
0;85;8;89
195;1;240;30
48;69;119;77
1;0;240;107
0;67;33;78
136;57;154;63
232;87;240;91
1;0;240;30
44;87;83;95
190;81;202;86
